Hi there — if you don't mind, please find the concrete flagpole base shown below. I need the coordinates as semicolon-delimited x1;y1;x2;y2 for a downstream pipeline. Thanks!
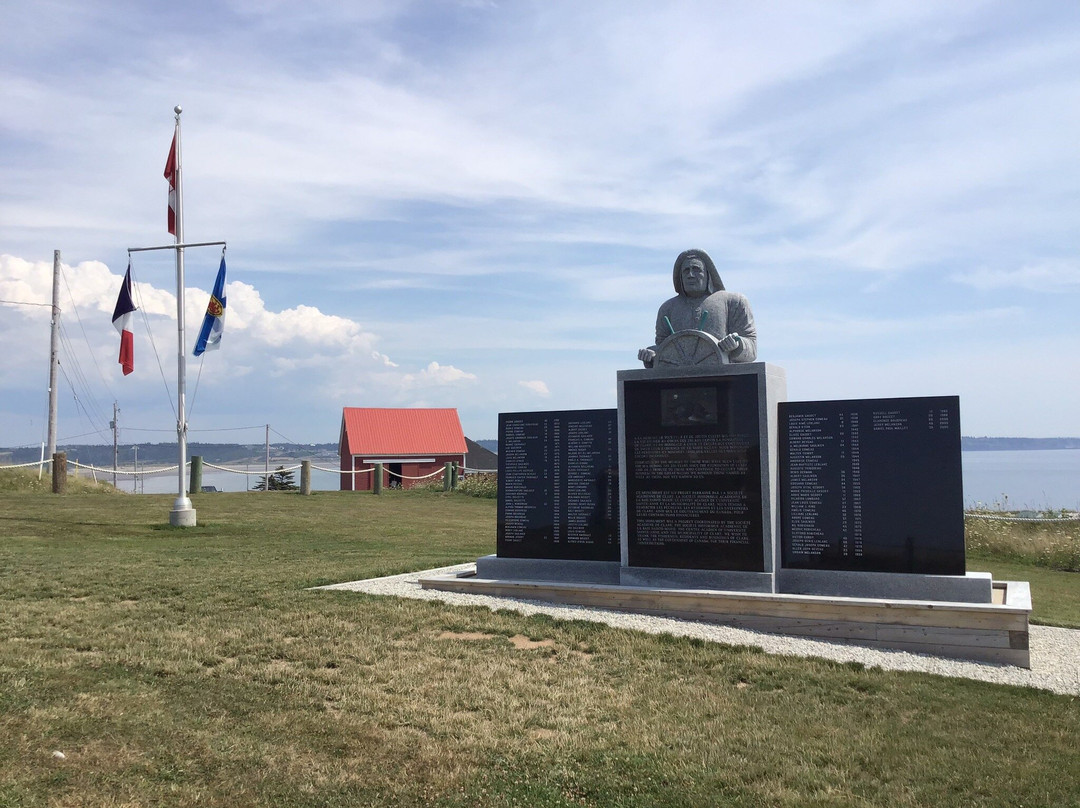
170;496;197;527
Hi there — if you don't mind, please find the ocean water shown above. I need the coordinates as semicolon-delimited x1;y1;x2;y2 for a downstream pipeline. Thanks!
961;449;1080;511
125;449;1080;511
127;464;342;494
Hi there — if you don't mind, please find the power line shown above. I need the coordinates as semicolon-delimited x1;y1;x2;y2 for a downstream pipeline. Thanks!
54;362;110;442
0;298;51;308
128;260;177;421
57;321;110;430
189;425;267;433
57;429;118;442
269;426;302;444
58;263;115;403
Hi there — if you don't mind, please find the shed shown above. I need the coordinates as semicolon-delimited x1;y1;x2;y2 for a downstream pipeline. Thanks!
339;407;467;491
464;437;498;473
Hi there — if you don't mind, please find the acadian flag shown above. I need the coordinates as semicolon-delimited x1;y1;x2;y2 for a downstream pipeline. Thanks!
164;131;178;235
112;263;137;375
194;255;227;356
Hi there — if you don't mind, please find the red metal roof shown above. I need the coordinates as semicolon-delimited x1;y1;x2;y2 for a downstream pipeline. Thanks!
340;408;467;456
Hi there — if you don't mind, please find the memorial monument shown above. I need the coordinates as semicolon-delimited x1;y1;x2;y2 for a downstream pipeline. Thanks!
486;409;621;584
435;247;1031;666
622;248;784;590
638;249;757;369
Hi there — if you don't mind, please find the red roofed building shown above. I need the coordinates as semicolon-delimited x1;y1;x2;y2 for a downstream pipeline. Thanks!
339;407;467;491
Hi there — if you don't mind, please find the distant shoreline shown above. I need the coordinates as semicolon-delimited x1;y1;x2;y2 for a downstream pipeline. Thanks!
961;437;1080;451
5;438;1080;464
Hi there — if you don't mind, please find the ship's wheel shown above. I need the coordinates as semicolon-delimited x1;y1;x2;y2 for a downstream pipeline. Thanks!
653;329;730;368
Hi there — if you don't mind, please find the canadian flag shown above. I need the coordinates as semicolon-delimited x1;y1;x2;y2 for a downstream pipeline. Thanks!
164;132;177;236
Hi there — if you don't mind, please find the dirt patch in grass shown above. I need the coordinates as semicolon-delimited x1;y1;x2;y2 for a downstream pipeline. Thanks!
527;728;561;741
438;631;591;657
438;631;495;642
507;634;556;650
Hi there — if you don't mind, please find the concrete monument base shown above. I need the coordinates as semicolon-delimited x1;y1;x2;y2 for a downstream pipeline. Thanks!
476;555;620;585
619;566;773;593
778;569;993;604
419;571;1032;667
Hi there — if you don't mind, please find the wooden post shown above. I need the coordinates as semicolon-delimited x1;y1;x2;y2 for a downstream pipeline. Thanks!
190;455;203;493
47;251;60;461
300;461;312;495
52;452;67;494
443;462;452;492
112;401;119;488
373;463;383;495
451;461;459;490
264;424;270;495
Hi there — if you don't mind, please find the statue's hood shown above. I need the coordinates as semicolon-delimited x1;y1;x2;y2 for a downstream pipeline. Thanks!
673;249;725;294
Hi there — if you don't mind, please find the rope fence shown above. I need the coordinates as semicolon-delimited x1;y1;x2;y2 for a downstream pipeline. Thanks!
4;460;56;470
386;467;449;481
69;460;180;475
966;512;1080;522
5;457;1075;511
21;456;1069;512
310;464;373;476
203;461;303;477
3;459;492;491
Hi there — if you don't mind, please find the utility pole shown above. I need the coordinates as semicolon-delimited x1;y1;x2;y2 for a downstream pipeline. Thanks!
111;401;119;488
265;424;270;493
47;250;61;459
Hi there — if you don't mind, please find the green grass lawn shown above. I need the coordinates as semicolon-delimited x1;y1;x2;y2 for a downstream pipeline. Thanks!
1;488;1078;807
968;552;1080;629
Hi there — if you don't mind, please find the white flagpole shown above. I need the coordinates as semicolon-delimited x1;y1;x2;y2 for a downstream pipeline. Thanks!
170;104;195;527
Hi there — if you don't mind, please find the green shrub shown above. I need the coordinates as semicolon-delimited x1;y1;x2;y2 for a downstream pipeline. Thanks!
456;472;497;499
965;514;1080;572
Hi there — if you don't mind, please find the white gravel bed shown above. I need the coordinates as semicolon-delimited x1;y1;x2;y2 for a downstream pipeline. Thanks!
315;564;1080;696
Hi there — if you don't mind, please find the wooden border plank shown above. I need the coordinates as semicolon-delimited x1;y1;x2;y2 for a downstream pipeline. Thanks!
418;574;1031;668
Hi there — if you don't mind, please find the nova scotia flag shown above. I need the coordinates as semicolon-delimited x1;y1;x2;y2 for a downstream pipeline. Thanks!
194;255;227;356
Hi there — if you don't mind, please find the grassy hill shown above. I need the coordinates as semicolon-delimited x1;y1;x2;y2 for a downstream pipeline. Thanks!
1;479;1077;806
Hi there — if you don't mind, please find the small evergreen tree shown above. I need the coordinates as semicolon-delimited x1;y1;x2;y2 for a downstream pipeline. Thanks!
251;466;298;491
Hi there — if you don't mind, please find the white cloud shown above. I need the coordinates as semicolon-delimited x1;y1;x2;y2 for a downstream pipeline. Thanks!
401;361;477;387
784;338;1080;438
951;262;1080;293
518;380;550;397
0;253;469;440
4;4;1080;444
772;307;1024;345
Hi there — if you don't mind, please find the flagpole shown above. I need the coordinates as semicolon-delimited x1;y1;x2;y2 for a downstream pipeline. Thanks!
170;104;195;528
125;108;223;527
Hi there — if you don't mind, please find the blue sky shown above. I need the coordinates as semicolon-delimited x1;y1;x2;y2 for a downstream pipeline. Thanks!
2;1;1079;448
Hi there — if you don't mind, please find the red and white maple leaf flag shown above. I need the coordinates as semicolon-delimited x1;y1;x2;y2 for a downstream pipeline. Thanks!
112;263;137;375
164;131;177;236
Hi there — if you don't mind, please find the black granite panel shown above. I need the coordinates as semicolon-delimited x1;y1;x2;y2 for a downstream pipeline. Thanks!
779;396;964;575
497;409;620;561
624;376;765;571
